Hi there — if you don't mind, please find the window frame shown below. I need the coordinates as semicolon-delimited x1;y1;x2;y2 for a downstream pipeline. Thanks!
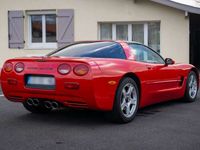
98;22;160;52
128;43;165;64
27;11;57;49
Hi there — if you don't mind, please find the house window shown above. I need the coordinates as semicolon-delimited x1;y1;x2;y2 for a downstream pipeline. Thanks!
116;24;128;41
100;24;112;40
99;22;160;52
148;22;160;53
132;24;144;44
28;12;57;49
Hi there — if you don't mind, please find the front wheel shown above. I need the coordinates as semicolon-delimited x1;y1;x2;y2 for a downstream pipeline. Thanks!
184;71;198;102
110;77;139;123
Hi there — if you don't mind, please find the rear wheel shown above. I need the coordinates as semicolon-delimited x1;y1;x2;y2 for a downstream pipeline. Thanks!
110;77;139;123
23;100;52;113
184;71;198;102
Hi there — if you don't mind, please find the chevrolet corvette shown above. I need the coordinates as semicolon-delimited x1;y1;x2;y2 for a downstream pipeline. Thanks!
1;41;199;123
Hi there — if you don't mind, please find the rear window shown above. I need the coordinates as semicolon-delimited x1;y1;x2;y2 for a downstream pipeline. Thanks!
49;42;126;59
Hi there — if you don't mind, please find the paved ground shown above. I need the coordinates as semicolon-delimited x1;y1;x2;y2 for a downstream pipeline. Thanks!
0;90;200;150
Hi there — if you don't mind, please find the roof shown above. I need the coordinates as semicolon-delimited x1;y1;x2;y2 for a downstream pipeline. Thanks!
150;0;200;14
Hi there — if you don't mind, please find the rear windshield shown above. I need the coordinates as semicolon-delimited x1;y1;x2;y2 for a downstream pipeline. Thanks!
48;42;126;59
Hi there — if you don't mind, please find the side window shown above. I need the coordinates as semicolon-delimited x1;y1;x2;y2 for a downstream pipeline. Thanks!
129;44;165;64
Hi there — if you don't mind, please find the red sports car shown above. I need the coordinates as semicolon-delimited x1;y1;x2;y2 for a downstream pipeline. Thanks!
1;41;199;123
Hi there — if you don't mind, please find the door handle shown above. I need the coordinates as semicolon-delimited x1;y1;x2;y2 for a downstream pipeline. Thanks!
146;65;153;70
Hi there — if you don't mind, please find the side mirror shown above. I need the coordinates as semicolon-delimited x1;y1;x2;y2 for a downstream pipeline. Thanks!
165;58;175;65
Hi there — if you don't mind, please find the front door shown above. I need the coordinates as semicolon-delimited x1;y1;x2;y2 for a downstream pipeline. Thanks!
129;43;180;105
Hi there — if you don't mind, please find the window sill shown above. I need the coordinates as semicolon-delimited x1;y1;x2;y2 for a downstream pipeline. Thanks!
25;48;56;50
27;43;57;50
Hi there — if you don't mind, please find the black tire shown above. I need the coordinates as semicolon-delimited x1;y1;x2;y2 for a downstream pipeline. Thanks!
23;101;52;113
183;71;198;102
109;77;139;123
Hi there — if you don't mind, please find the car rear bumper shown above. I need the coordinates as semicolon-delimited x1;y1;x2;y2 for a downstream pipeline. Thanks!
1;77;115;111
2;79;92;106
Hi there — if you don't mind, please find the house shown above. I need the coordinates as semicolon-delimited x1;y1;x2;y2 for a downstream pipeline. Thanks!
0;0;200;68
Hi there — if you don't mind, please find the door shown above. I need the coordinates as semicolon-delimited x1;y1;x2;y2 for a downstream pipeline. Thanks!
190;13;200;69
129;43;181;104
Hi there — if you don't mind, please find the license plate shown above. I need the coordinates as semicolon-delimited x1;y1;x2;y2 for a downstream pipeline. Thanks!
27;76;55;86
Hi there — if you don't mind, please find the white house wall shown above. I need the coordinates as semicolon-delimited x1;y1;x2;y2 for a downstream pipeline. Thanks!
0;0;189;66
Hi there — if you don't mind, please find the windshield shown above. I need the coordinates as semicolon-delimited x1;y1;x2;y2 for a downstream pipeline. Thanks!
48;42;126;59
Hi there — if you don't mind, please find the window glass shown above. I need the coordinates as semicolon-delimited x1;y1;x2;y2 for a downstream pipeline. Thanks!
116;24;128;41
50;42;126;59
100;24;112;40
132;24;144;44
30;13;57;46
31;15;42;43
148;22;160;53
46;15;56;43
129;44;164;64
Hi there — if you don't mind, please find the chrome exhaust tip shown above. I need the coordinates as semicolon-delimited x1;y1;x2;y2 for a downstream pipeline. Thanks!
32;99;40;106
27;98;34;106
51;102;59;109
44;101;53;109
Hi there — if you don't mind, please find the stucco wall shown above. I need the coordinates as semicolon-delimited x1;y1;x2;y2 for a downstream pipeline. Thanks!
0;0;189;66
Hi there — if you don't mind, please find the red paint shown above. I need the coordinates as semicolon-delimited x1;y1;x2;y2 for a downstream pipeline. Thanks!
1;41;199;111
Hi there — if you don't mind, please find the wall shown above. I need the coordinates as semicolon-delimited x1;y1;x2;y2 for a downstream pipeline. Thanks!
0;0;189;66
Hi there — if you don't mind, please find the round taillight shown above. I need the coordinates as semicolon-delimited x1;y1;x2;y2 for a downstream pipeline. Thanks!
73;64;89;76
3;62;13;72
15;62;24;73
58;64;71;75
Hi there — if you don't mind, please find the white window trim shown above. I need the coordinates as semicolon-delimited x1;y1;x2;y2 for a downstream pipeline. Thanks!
27;11;57;49
128;24;132;41
112;24;116;40
98;22;160;52
144;23;148;46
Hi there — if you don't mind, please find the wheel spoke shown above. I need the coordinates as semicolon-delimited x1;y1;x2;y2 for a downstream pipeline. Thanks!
189;75;194;87
127;86;133;95
121;98;126;111
130;97;137;105
122;89;126;97
125;104;131;115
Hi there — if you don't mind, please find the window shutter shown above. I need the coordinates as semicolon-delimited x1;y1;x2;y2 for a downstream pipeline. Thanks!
57;9;74;48
8;10;24;49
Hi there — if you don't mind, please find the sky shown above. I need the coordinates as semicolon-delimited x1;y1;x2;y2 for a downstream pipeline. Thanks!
171;0;200;8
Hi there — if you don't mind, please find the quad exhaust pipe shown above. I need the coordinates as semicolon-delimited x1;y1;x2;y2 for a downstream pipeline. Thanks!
26;98;59;110
27;98;40;106
44;101;59;109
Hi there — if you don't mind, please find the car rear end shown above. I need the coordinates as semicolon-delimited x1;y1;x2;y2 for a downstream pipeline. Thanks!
1;56;103;110
1;41;129;112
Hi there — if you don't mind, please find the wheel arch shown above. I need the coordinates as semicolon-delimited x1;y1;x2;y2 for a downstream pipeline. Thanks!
120;72;141;99
112;72;141;110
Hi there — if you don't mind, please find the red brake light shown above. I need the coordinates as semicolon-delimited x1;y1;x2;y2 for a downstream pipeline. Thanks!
15;62;24;73
3;62;13;72
58;64;71;75
73;64;89;76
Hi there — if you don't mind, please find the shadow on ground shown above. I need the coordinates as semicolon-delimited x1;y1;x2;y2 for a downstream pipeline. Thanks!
17;98;192;126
